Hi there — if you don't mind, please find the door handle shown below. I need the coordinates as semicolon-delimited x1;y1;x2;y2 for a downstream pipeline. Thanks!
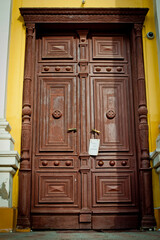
67;128;77;133
90;129;100;135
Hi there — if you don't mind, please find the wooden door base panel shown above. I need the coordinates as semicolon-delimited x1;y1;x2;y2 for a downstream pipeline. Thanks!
31;215;80;230
92;215;139;230
31;214;139;230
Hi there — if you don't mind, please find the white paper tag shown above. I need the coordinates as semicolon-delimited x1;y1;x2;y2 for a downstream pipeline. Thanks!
88;139;100;156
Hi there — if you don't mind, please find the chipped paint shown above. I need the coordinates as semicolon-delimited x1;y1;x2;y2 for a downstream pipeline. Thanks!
0;183;9;200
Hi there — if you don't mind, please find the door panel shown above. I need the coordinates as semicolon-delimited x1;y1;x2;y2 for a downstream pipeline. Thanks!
92;36;124;60
92;215;139;230
31;30;139;229
92;77;130;152
37;77;77;153
92;171;135;206
42;36;75;59
35;172;79;206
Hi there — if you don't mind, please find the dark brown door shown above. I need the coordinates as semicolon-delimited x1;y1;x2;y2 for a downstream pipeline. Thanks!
31;28;139;229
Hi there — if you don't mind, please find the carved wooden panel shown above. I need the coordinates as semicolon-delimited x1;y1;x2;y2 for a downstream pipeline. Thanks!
91;77;131;152
36;77;77;153
39;158;74;169
91;64;126;74
31;215;80;229
34;172;79;207
95;158;130;169
41;64;75;74
20;8;149;25
92;37;124;60
92;215;139;230
42;36;74;59
92;172;134;207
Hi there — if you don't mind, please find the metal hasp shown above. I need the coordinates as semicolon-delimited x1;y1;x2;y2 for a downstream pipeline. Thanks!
67;128;77;133
90;129;100;135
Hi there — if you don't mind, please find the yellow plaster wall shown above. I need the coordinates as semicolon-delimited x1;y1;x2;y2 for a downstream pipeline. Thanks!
0;208;16;232
142;2;160;229
4;0;160;230
6;0;25;210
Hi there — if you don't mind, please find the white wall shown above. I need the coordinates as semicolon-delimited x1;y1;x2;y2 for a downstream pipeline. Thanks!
0;0;12;119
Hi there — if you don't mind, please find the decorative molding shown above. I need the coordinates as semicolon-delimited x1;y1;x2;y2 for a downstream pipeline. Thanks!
134;23;150;169
0;119;14;151
134;23;143;37
0;120;20;169
21;23;35;170
17;23;35;229
134;22;156;228
19;8;149;24
0;119;20;208
0;151;20;169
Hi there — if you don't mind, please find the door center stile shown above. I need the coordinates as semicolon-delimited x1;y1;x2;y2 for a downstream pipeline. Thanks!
77;30;92;227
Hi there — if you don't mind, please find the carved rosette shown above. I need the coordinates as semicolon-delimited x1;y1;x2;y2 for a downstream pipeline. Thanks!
21;24;34;170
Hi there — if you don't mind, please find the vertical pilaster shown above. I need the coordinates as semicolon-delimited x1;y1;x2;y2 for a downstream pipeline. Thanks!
77;31;91;229
21;24;34;169
17;23;35;229
134;24;156;228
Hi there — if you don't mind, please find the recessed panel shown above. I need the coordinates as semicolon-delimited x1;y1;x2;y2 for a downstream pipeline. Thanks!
91;77;130;152
92;172;134;207
42;36;74;59
39;175;73;203
35;172;79;207
92;37;124;59
37;77;76;152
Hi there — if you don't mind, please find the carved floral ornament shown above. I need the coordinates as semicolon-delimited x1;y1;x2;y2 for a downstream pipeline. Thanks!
52;110;62;119
106;109;116;119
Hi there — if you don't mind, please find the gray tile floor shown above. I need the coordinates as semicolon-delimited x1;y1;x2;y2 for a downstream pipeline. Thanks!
0;231;160;240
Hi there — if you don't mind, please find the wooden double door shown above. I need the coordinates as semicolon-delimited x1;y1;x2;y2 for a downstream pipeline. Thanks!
31;28;139;229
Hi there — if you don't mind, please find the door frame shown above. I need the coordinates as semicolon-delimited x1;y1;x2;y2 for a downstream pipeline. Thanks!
17;8;155;229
